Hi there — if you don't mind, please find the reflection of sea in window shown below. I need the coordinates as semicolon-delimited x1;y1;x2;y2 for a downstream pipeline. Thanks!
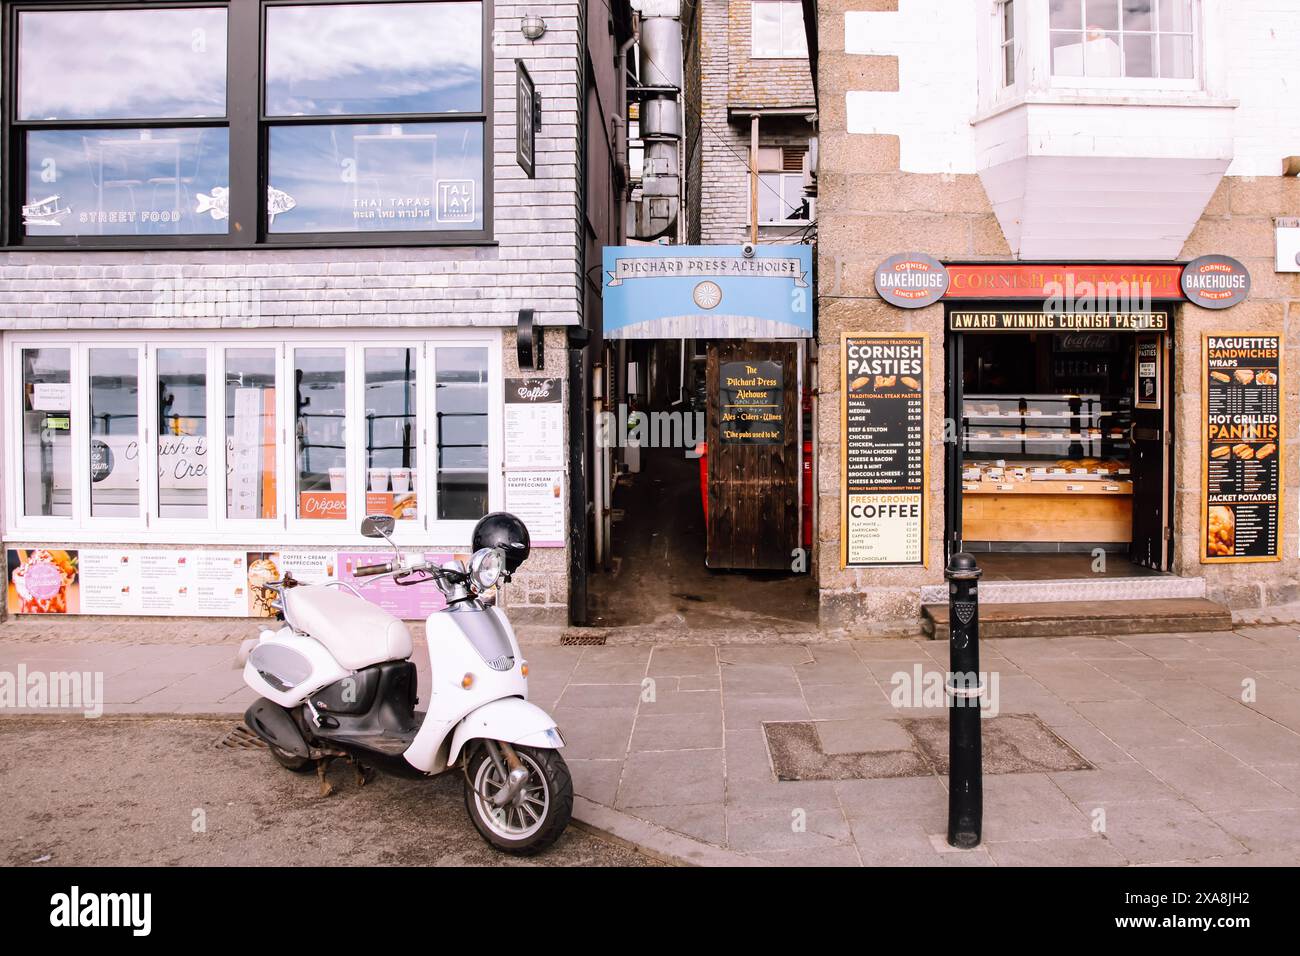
225;349;277;521
295;348;347;520
89;348;141;517
157;348;208;519
365;348;418;520
21;348;73;518
435;347;489;520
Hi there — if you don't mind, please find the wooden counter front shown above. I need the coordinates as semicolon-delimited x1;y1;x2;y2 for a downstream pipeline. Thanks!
962;483;1133;543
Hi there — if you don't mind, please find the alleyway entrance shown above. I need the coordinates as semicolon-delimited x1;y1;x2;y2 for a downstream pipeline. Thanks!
588;444;817;634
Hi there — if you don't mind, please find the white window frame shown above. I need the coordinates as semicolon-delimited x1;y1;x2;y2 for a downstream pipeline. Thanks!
757;170;810;226
3;330;504;547
750;0;807;60
1045;0;1203;92
999;0;1016;87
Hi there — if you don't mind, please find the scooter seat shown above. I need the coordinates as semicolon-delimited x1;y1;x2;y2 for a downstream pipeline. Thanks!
283;585;413;670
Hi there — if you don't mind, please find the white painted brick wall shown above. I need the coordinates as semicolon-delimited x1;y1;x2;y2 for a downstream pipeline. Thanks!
0;2;587;331
843;0;1300;177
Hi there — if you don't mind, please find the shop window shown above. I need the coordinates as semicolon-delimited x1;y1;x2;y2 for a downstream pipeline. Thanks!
14;7;230;240
224;348;278;521
19;347;73;518
364;348;419;522
262;2;486;237
751;0;808;59
434;347;489;520
1049;0;1198;80
294;348;349;522
89;348;141;518
8;335;500;543
157;348;210;519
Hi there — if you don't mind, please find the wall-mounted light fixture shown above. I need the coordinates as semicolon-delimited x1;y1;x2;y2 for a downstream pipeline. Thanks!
520;14;547;41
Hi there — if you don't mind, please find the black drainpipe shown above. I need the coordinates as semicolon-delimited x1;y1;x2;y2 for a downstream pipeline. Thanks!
567;7;593;626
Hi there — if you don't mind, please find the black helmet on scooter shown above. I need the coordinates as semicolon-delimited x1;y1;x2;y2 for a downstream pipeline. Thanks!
472;512;531;574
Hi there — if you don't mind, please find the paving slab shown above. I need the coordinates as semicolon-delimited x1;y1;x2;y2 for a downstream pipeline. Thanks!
6;621;1300;866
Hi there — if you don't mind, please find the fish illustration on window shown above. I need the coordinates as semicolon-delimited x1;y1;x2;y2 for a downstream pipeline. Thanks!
196;186;297;223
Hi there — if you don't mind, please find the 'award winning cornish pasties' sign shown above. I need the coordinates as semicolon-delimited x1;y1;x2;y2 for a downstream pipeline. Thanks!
1202;334;1283;563
601;244;812;339
841;335;927;567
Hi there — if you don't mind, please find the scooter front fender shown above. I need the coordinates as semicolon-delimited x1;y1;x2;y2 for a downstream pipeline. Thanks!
446;697;564;768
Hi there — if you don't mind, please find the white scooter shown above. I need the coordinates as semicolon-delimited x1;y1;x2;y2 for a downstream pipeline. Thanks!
238;511;571;855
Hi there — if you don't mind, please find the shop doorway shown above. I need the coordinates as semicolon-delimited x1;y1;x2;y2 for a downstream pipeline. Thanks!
944;324;1175;579
587;337;817;631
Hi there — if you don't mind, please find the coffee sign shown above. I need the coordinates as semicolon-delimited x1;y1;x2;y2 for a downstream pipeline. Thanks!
1181;255;1251;310
874;253;950;309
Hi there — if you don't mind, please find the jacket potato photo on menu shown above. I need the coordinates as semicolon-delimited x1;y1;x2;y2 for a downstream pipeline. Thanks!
1207;506;1235;558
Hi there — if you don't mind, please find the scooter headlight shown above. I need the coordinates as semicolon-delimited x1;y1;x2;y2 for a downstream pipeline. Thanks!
469;547;505;591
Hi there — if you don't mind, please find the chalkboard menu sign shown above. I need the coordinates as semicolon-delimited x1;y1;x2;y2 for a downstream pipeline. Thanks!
1202;334;1283;563
841;334;927;567
719;360;784;444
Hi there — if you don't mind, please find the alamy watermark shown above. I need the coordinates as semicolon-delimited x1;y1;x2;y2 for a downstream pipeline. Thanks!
889;664;1001;717
0;666;103;718
153;277;265;324
596;403;704;449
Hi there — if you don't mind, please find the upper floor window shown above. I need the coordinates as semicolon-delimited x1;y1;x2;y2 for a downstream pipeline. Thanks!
1000;1;1016;86
15;6;231;239
757;146;810;225
1049;0;1198;80
5;0;490;249
751;0;808;59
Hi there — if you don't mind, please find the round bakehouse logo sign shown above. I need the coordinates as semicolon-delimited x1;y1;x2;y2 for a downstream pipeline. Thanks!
1181;255;1251;310
874;253;951;309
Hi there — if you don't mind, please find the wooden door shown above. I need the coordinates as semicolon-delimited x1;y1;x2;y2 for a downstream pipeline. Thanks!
1131;333;1172;570
706;341;799;569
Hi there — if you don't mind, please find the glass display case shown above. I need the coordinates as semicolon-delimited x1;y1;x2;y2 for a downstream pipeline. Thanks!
960;393;1133;497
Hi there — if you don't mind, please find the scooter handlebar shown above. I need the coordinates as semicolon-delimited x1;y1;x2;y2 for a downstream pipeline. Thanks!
354;561;393;577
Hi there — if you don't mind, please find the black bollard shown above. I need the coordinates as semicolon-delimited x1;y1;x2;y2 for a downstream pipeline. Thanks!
946;551;983;848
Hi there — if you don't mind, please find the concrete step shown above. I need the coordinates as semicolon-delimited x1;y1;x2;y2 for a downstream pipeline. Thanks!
922;597;1233;640
919;574;1206;606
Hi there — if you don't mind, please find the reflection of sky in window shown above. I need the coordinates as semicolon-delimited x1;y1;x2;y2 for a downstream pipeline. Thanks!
25;129;230;237
265;3;481;115
268;123;482;232
19;9;227;120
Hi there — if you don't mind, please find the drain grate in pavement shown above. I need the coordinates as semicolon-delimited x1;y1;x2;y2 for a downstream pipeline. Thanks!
763;714;1091;782
560;632;608;646
216;725;266;751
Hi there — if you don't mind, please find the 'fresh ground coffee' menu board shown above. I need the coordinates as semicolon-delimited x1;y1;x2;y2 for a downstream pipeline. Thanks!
841;334;927;567
1203;334;1283;563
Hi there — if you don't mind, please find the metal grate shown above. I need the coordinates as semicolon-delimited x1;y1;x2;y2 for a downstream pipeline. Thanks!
560;632;608;646
216;725;267;751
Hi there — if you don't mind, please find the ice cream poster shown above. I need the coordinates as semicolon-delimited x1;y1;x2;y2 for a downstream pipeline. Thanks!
7;549;80;615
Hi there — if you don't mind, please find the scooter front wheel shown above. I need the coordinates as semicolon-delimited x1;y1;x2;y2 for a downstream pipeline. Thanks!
464;744;573;855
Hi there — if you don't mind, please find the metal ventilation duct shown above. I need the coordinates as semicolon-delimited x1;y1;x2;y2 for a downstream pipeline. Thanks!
629;6;682;240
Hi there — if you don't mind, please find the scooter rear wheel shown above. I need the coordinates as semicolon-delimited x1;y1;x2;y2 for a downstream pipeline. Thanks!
269;745;314;773
464;744;573;855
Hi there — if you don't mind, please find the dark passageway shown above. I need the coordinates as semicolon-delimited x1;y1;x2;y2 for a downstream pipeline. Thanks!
588;444;817;635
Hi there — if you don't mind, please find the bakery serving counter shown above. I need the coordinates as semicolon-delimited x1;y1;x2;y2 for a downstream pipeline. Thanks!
960;394;1134;544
